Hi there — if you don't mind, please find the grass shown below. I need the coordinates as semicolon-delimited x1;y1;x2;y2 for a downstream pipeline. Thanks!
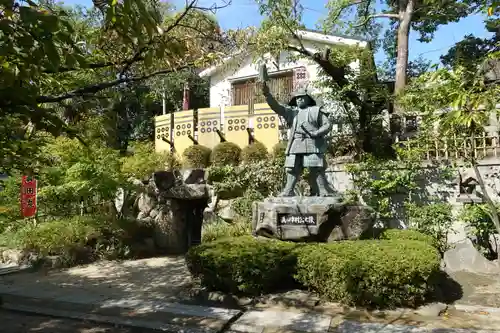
201;217;252;243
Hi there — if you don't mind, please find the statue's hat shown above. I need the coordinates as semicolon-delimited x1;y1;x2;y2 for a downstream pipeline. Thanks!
288;87;316;107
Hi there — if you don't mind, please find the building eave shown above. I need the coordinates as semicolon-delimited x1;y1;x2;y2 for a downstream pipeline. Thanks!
199;30;368;79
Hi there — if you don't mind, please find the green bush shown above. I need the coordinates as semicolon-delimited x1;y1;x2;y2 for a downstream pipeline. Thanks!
271;141;287;161
187;235;441;307
460;203;499;259
186;236;300;295
0;215;137;263
0;174;22;231
241;141;268;164
0;215;103;256
201;218;252;242
36;137;124;217
211;142;242;166
182;144;212;168
232;189;265;221
405;202;454;254
379;228;435;246
207;160;283;199
122;141;180;179
295;240;440;308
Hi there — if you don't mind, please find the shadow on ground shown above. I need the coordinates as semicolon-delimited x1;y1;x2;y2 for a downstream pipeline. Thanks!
0;256;194;303
1;257;500;331
0;309;146;333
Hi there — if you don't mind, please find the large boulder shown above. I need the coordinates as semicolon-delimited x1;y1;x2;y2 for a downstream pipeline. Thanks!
133;170;210;254
443;238;500;274
252;197;375;242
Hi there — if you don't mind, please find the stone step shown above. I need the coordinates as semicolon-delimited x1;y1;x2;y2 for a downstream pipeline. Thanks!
0;293;242;333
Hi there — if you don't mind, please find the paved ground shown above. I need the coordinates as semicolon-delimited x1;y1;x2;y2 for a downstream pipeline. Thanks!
0;256;194;303
449;271;500;308
1;257;500;333
0;309;150;333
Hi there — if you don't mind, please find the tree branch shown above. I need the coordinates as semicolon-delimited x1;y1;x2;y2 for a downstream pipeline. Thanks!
353;13;400;27
37;64;194;104
120;0;198;76
43;61;118;74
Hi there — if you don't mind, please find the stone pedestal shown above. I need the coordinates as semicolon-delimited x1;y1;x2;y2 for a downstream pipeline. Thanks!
252;197;375;242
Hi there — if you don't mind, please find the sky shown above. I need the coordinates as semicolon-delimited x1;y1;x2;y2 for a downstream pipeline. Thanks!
64;0;493;65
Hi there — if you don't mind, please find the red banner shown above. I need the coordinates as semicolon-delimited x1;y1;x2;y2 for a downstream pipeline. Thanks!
20;175;37;218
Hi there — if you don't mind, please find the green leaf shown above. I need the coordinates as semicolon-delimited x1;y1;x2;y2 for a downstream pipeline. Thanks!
43;40;61;70
144;50;154;67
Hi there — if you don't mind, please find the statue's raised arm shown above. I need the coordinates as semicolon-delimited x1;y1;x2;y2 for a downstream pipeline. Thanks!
258;64;292;121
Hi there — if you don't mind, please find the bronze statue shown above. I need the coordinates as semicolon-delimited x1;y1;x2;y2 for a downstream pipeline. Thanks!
259;64;340;199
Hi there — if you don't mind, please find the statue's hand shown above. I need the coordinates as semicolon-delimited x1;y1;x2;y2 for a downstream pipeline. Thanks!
262;83;270;96
259;64;269;83
309;130;320;138
301;123;319;138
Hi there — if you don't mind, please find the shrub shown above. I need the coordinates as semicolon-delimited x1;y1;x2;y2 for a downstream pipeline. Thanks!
0;215;136;264
0;174;22;231
379;228;435;246
186;236;300;295
182;145;212;168
241;141;268;164
271;141;287;161
232;189;265;221
37;137;124;217
0;215;103;256
122;141;180;179
460;203;499;259
295;240;441;308
207;160;283;199
210;142;242;166
201;218;251;243
187;235;441;307
405;202;454;254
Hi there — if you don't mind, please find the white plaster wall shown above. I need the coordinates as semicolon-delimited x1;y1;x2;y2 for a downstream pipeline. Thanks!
208;40;361;108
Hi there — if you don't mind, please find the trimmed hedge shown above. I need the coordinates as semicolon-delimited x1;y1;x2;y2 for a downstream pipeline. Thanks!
241;141;268;164
186;236;300;295
271;141;287;160
186;230;441;307
379;228;437;248
295;240;440;308
183;144;212;168
211;142;242;166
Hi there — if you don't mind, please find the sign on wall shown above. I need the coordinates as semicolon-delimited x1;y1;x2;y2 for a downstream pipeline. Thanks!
293;66;309;91
20;175;37;218
277;213;317;226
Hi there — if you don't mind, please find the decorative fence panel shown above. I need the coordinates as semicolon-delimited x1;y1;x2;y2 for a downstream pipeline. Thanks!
156;106;500;160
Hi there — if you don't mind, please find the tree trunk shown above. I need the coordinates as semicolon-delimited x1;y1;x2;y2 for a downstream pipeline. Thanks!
469;127;500;235
394;0;414;110
472;162;500;235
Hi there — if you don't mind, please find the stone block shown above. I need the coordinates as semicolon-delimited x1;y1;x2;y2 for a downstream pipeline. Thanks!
137;192;157;215
160;184;210;200
153;171;179;191
181;169;206;184
216;199;237;222
252;197;375;242
327;205;376;241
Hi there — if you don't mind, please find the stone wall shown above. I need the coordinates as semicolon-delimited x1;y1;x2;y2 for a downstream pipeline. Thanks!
325;159;500;243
